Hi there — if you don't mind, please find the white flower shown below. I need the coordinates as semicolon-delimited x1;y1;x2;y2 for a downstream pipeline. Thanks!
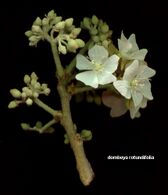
75;45;119;88
113;60;156;107
118;32;148;60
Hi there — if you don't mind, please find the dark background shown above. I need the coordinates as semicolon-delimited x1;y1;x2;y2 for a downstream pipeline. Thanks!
0;0;167;194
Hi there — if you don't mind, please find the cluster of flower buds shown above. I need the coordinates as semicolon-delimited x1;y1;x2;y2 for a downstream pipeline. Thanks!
21;121;54;133
25;10;63;46
53;17;85;54
81;15;112;48
8;72;51;109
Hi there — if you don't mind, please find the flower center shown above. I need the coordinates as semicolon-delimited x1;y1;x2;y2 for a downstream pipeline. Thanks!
91;60;103;72
131;79;144;88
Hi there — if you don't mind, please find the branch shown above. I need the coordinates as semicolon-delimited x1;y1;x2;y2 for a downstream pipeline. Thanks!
34;98;62;119
50;39;64;78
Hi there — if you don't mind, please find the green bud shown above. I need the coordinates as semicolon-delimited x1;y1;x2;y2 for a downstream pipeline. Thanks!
102;40;109;48
31;72;38;80
34;82;41;89
10;89;22;98
92;35;99;43
42;18;49;26
90;28;98;35
83;17;91;29
44;127;55;133
67;39;78;50
44;88;51;95
21;123;30;130
54;16;62;24
65;18;73;27
29;35;38;42
41;83;48;90
99;34;106;41
71;28;81;37
8;101;18;109
26;98;33;106
91;15;99;25
48;10;56;18
22;87;32;96
55;21;65;30
35;121;43;128
24;75;31;84
33;92;39;98
21;92;27;99
25;30;32;37
80;130;92;141
101;24;109;33
75;39;85;48
32;25;42;33
33;17;42;26
58;44;67;54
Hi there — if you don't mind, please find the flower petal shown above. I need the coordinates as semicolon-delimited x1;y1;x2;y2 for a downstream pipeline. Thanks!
103;54;119;73
139;80;153;100
76;54;93;70
128;34;139;51
131;90;143;107
113;80;131;99
97;71;116;85
137;64;156;79
129;49;148;60
88;45;108;64
75;71;98;88
123;60;139;81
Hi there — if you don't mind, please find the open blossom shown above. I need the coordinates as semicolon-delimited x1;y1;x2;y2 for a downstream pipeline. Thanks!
75;45;119;88
118;32;148;60
113;60;156;107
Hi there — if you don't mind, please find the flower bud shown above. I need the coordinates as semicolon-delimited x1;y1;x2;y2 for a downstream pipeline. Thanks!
8;101;18;109
55;21;65;30
31;72;38;80
83;17;91;29
65;18;73;27
21;123;30;130
92;36;99;43
32;25;42;33
10;89;22;98
48;10;56;18
90;28;98;35
91;15;99;25
42;18;49;26
24;75;31;84
80;130;92;141
26;98;33;106
33;92;39;98
44;88;51;95
35;121;43;128
29;35;38;42
58;44;67;54
71;28;81;37
75;39;85;48
101;24;109;33
67;39;78;52
33;17;42;26
25;30;32;37
21;92;27;99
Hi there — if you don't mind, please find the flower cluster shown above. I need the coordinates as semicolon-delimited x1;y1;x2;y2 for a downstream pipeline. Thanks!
8;72;51;109
75;32;156;119
81;16;112;48
25;10;85;53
